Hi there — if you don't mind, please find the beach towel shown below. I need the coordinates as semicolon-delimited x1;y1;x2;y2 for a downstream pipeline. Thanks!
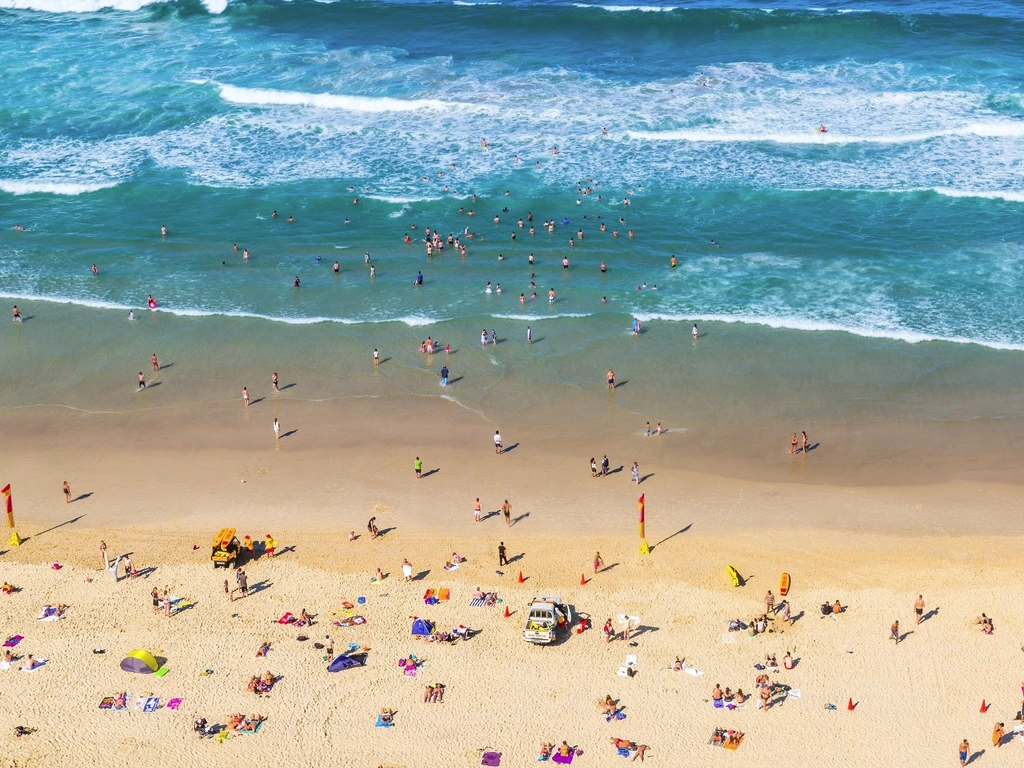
36;607;64;621
606;711;626;722
155;667;169;677
278;612;295;624
470;598;485;607
552;751;575;764
134;697;146;711
235;720;264;734
788;689;802;699
616;667;629;677
0;660;11;671
443;563;459;571
720;633;737;645
375;714;394;728
684;667;704;676
167;698;182;710
438;588;450;602
481;752;501;767
20;659;47;672
3;635;23;647
99;697;115;709
333;616;366;628
616;748;630;758
723;735;743;751
625;655;637;667
143;697;159;713
423;589;436;602
713;699;724;709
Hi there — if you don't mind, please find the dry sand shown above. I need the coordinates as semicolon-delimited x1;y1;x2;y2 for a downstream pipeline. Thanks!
1;397;1024;768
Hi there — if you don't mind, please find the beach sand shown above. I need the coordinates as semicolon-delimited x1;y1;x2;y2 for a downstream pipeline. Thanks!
1;394;1024;768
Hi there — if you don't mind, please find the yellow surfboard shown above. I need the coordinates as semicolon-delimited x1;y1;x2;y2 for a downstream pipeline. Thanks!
779;572;791;597
726;565;741;588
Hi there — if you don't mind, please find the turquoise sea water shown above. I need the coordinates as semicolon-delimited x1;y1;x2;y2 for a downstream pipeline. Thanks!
1;0;1023;429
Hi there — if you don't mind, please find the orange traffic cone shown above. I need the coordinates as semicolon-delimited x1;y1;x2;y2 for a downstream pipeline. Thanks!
580;573;587;586
503;606;511;618
847;698;855;711
517;571;524;584
980;700;988;713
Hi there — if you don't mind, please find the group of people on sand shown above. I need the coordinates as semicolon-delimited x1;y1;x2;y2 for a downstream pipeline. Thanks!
539;741;580;761
609;737;649;762
710;728;744;747
423;683;446;703
975;613;995;634
246;671;276;695
712;682;749;707
227;712;265;732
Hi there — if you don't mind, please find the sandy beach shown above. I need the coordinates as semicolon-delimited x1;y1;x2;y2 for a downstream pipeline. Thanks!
2;393;1024;768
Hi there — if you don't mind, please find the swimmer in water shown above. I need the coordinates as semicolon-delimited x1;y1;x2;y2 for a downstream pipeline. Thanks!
333;262;340;273
520;293;525;304
91;264;98;275
486;282;492;293
272;211;278;218
160;225;167;236
293;276;300;287
601;296;608;303
692;324;699;339
670;255;677;267
128;310;135;321
548;288;555;304
710;239;720;247
287;216;295;223
243;249;249;259
818;123;827;133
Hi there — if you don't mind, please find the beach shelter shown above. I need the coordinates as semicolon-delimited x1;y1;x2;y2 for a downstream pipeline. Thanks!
120;649;158;674
411;618;433;637
327;653;366;673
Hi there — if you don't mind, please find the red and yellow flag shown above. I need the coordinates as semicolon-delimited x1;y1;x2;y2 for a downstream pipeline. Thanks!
637;493;645;523
2;483;13;528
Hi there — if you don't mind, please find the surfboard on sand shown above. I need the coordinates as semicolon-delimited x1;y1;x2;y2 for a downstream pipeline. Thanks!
780;572;791;597
727;565;741;588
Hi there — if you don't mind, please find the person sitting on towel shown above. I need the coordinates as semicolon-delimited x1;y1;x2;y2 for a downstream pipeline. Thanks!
833;600;842;615
24;655;41;670
783;652;794;670
712;683;723;705
735;688;747;704
559;742;571;757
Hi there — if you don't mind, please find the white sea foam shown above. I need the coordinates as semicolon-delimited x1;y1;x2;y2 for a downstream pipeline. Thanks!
631;312;1024;351
363;194;444;205
0;0;169;11
213;83;470;114
625;121;1024;146
572;3;678;10
491;312;595;321
0;0;226;11
0;292;442;328
0;180;119;196
929;187;1024;203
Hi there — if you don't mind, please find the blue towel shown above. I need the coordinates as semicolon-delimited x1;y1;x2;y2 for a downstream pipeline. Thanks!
375;715;394;728
713;699;724;709
617;748;630;757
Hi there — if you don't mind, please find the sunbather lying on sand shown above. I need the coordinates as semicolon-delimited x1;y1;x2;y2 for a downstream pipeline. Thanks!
256;641;271;658
1;582;13;595
240;714;264;732
599;695;617;715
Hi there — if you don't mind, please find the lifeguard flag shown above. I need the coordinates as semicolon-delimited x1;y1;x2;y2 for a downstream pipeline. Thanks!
2;484;12;528
637;493;645;522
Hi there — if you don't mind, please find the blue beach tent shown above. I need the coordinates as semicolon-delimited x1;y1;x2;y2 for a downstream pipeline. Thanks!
410;618;433;637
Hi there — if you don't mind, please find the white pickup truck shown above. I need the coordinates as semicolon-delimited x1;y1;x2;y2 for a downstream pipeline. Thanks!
523;597;571;645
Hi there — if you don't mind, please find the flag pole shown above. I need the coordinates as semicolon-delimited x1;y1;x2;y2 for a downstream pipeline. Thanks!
2;483;19;547
638;493;650;555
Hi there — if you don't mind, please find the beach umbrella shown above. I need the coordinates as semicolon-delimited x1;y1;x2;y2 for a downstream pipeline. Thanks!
120;649;158;673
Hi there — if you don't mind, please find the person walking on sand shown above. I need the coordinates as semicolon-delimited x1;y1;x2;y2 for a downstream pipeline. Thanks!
100;540;108;570
414;456;422;479
890;620;900;644
224;579;232;602
914;595;925;624
62;481;70;504
590;458;598;477
765;590;775;613
264;534;276;557
631;462;639;484
151;587;160;613
374;348;379;367
273;418;280;441
527;326;532;344
138;372;146;390
162;589;171;617
242;387;249;407
402;558;413;581
992;722;1005;748
473;498;482;523
367;517;378;539
498;542;508;567
594;552;604;573
151;353;159;372
607;369;615;389
959;738;970;767
494;430;503;454
602;455;609;477
801;430;808;453
502;499;512;527
790;433;798;454
271;372;279;392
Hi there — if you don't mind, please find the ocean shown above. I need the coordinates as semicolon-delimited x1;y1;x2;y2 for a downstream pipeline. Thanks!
2;0;1024;435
